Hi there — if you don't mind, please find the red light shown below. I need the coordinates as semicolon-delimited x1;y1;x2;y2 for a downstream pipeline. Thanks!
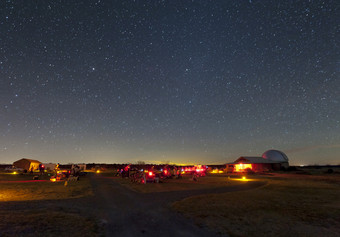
148;171;153;176
41;165;44;168
164;170;167;174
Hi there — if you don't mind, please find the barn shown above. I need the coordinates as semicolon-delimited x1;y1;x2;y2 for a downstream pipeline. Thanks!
226;150;289;172
13;158;41;171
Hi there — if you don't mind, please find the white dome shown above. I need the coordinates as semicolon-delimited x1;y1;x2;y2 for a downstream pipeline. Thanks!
262;150;288;162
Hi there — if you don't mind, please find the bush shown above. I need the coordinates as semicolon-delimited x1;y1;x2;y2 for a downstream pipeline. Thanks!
287;166;297;172
326;168;334;174
245;168;255;174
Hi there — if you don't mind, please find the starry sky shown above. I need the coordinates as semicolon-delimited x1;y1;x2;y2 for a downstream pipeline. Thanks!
1;0;339;165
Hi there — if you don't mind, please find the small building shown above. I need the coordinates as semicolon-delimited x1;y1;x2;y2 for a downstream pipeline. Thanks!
13;158;41;171
226;150;289;172
42;163;57;171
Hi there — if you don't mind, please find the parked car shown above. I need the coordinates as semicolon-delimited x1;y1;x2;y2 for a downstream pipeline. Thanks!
4;166;24;172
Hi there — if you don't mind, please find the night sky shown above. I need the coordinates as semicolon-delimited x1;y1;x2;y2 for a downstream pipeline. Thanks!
1;0;339;165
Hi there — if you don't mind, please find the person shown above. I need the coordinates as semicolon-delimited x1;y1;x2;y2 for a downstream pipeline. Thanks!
39;164;45;176
192;172;199;181
53;163;60;178
72;165;80;177
122;164;130;178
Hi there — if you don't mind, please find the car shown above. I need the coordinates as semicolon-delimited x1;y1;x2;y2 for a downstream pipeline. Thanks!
4;166;24;172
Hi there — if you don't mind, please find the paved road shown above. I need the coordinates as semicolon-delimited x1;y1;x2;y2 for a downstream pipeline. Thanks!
88;175;266;237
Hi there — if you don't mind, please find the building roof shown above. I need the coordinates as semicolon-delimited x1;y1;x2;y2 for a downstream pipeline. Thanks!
14;158;41;164
228;156;280;164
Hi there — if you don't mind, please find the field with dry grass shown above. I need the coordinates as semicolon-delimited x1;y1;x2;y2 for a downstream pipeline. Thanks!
0;172;99;236
0;209;98;237
173;173;340;237
113;174;245;193
2;169;340;236
0;175;93;202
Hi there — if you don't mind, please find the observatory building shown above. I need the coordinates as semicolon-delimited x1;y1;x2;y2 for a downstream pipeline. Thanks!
226;150;289;172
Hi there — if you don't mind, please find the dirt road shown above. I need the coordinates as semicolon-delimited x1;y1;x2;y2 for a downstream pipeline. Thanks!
0;174;266;236
88;175;266;237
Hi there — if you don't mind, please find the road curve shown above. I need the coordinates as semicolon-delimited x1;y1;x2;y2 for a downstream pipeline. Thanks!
90;175;267;237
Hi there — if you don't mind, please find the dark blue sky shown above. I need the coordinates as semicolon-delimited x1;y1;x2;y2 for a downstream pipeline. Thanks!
1;0;339;165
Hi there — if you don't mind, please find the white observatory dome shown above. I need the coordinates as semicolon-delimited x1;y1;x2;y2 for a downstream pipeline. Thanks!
262;150;288;162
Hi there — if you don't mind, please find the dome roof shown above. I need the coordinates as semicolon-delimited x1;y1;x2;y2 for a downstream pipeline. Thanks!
262;150;288;162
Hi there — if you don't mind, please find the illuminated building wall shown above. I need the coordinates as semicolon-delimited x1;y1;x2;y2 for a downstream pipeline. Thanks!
234;163;252;172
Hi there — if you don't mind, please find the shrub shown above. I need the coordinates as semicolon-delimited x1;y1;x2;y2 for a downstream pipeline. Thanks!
326;168;334;174
245;168;255;174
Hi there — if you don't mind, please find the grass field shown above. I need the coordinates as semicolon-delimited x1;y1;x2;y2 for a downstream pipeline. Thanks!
173;173;340;237
0;173;93;202
0;209;99;237
2;170;340;236
107;173;248;193
0;172;99;236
